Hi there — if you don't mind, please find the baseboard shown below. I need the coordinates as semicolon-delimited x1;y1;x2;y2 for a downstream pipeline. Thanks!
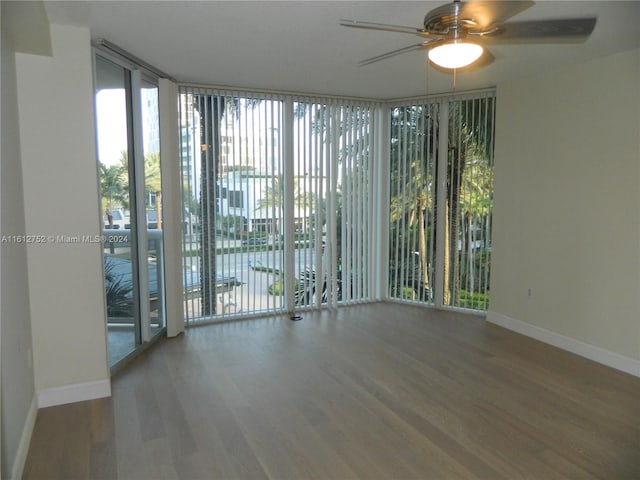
10;393;38;480
486;311;640;377
36;378;111;408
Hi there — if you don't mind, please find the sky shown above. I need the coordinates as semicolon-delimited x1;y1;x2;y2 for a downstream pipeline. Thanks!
95;88;159;167
96;89;127;167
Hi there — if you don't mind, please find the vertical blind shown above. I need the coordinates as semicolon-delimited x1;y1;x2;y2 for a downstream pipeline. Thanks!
389;101;439;304
179;85;494;322
447;95;495;310
178;87;377;323
290;99;376;308
388;92;495;310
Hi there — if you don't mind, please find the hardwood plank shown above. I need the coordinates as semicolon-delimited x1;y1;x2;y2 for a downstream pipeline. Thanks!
22;303;640;479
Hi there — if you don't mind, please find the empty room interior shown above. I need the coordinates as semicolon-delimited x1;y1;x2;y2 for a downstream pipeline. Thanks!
1;1;639;479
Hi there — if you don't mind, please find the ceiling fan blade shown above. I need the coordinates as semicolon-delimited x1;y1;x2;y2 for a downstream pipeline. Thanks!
340;19;429;36
457;1;534;29
359;41;437;66
480;18;597;44
425;1;534;32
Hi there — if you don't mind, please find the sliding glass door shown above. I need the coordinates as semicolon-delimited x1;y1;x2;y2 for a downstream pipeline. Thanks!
139;79;165;339
94;53;165;367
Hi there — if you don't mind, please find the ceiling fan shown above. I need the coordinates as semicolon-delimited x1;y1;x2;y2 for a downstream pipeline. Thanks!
340;0;596;70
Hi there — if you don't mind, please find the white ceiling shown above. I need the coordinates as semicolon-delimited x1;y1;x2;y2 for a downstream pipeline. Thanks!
45;1;640;99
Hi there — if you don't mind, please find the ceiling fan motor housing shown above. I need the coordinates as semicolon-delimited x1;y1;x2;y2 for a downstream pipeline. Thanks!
424;1;468;35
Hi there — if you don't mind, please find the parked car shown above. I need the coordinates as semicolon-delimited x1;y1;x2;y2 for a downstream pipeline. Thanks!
241;237;267;245
103;209;162;230
146;210;159;229
104;209;130;229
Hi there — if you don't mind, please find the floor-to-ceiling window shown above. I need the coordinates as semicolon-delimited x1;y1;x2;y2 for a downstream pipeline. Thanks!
94;52;165;367
388;92;495;311
292;99;375;308
178;85;493;322
179;87;376;323
445;95;495;310
389;101;439;304
179;90;286;320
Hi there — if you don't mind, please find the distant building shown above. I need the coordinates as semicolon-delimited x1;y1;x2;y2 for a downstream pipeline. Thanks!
218;170;326;234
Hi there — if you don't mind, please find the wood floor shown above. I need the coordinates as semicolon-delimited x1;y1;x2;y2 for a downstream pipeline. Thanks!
23;303;640;479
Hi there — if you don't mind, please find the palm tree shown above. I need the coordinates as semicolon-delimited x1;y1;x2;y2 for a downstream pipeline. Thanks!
196;95;263;315
99;163;128;228
389;97;495;305
457;148;494;297
389;104;436;299
441;98;495;305
255;175;313;235
390;159;434;294
114;150;163;228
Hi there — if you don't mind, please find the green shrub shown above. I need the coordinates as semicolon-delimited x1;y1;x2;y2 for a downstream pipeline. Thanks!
457;290;490;310
267;278;299;296
397;286;419;300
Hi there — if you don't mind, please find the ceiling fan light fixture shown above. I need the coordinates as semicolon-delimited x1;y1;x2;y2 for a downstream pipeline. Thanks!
428;40;484;69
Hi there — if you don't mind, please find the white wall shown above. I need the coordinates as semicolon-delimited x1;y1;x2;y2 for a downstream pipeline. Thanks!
490;48;640;371
15;24;111;402
1;15;37;480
